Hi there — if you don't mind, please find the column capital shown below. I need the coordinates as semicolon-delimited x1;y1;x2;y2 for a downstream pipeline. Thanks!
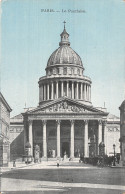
42;120;47;125
98;120;102;125
102;120;107;126
56;119;61;125
28;120;33;125
84;120;89;125
70;120;75;125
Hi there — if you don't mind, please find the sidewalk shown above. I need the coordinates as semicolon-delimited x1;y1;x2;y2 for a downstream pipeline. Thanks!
0;161;37;173
0;161;97;173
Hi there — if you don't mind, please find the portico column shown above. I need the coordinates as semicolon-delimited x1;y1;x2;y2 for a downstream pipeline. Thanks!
42;120;47;158
28;120;33;156
44;84;46;100
98;120;102;154
56;120;61;158
70;120;74;159
72;82;74;99
84;83;86;100
56;81;59;99
51;82;54;100
84;120;89;157
76;82;79;99
67;81;69;97
61;81;64;97
81;82;83;100
47;84;49;100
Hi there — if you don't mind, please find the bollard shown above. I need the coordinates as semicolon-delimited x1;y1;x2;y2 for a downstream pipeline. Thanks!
57;159;59;167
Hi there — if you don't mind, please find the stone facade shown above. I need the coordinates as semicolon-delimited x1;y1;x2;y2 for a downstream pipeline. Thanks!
0;92;12;166
9;114;24;161
119;100;125;166
105;114;120;156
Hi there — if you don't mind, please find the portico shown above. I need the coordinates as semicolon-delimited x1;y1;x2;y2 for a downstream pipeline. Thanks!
24;97;108;160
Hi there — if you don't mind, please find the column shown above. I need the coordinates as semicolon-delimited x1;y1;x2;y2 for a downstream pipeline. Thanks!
87;85;89;101
86;84;88;101
84;120;89;157
28;120;33;156
56;81;59;99
40;85;43;102
103;121;107;154
42;120;47;158
98;120;102;154
84;83;86;100
81;82;83;100
72;82;74;99
51;82;54;100
56;120;61;158
88;85;90;101
47;84;49;100
67;81;69;97
89;85;91;102
70;120;74;159
44;84;46;100
61;81;64;97
76;82;79;99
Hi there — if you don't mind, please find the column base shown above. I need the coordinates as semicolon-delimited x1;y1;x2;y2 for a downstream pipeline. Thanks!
69;157;74;161
41;157;48;161
57;156;61;161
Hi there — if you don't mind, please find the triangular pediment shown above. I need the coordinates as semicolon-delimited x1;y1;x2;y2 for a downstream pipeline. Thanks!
26;97;108;115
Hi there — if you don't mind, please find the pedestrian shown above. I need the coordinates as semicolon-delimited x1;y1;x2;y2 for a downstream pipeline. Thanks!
13;160;16;167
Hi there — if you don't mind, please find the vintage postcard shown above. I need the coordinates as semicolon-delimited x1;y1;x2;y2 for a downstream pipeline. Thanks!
0;0;125;193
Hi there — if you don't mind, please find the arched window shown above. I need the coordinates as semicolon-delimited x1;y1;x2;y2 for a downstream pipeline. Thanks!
48;70;51;76
63;67;67;75
53;68;56;75
77;68;80;75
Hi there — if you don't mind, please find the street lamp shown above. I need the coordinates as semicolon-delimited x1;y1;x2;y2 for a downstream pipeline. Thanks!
113;144;116;166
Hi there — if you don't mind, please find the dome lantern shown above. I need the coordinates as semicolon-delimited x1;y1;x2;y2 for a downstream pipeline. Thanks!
59;21;70;46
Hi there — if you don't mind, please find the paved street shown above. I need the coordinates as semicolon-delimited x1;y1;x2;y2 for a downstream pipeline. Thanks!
1;162;125;194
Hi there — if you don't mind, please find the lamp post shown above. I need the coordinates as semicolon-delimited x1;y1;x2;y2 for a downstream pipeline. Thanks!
113;144;116;166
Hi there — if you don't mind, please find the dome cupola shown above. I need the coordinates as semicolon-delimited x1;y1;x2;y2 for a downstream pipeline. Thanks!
39;22;92;106
46;21;84;77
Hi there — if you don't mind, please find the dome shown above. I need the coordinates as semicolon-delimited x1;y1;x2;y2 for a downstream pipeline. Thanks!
47;46;83;67
46;23;83;68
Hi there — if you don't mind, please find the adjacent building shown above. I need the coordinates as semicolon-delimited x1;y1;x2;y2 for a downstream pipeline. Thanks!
0;92;12;166
119;100;125;166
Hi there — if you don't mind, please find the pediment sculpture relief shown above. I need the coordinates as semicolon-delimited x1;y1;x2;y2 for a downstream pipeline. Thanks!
35;101;91;113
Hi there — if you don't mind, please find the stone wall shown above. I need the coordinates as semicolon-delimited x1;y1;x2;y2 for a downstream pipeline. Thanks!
9;125;24;161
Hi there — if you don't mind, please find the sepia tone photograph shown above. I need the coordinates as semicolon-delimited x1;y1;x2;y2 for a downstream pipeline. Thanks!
0;0;125;193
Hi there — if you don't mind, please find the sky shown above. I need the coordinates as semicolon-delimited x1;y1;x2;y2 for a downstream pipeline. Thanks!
1;0;125;117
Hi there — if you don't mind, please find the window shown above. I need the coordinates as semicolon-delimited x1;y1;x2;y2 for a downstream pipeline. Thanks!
77;68;80;75
53;68;56;75
63;67;67;75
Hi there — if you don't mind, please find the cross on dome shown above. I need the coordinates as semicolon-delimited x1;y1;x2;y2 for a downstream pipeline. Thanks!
63;21;66;29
